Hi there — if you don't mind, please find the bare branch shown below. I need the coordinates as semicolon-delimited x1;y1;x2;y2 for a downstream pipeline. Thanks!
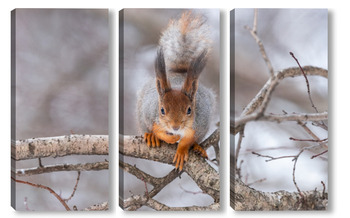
252;145;326;198
16;161;108;176
82;201;108;211
12;177;71;211
311;150;328;159
289;137;328;143
123;195;220;211
292;149;304;197
13;135;108;161
63;171;81;202
243;66;327;117
290;52;318;112
245;9;274;77
232;66;328;135
199;129;220;150
297;121;328;150
120;129;220;202
235;128;244;173
231;178;327;210
235;111;327;127
252;151;296;162
120;161;182;199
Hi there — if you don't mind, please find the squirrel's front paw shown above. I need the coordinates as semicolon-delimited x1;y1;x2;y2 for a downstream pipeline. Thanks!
144;132;161;147
173;147;189;171
192;143;208;159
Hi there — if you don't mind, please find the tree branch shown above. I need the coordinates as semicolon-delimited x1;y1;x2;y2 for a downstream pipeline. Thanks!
12;135;109;211
13;135;108;160
122;195;220;211
16;161;108;176
11;177;71;211
231;178;327;210
119;129;220;203
120;161;182;198
232;66;328;135
245;9;275;77
82;201;108;211
234;111;328;127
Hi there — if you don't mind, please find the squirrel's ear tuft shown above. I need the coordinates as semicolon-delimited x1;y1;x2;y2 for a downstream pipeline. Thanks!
155;48;166;78
182;49;207;101
155;47;171;97
189;49;208;77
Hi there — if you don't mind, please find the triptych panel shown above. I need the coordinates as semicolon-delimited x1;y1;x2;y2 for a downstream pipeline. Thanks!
11;8;328;211
11;9;109;211
119;9;221;211
230;9;328;210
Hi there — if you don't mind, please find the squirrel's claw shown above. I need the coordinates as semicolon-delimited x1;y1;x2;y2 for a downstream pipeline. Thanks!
173;148;189;171
144;132;160;147
192;143;208;159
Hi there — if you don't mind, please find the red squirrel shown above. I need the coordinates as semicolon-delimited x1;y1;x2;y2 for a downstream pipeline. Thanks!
137;11;215;171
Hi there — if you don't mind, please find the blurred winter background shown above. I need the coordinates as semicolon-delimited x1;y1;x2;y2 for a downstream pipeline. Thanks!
120;9;220;209
231;9;328;192
13;9;109;210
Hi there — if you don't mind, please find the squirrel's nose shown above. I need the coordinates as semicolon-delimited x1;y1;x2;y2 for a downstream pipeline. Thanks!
172;126;180;131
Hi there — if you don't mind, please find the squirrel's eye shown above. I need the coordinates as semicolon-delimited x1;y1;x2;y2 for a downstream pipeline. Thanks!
187;107;191;115
160;107;165;116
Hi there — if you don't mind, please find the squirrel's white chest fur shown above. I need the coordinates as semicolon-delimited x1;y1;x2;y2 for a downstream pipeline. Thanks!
167;128;185;141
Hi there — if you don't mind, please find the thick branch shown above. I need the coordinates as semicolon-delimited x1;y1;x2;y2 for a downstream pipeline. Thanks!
123;195;219;211
13;135;108;160
83;201;108;211
231;178;327;210
119;130;220;202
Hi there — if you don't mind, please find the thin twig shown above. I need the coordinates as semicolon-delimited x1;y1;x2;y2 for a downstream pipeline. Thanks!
179;184;204;195
245;9;274;77
246;178;267;186
321;181;326;199
289;52;317;112
289;137;328;143
63;171;81;202
251;151;296;162
292;149;304;198
11;177;71;211
289;52;329;131
236;160;244;180
252;148;310;198
141;177;149;197
297;121;328;150
235;128;244;171
311;150;328;159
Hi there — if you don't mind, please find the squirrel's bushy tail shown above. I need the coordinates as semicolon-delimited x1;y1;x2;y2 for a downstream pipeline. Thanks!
159;11;211;73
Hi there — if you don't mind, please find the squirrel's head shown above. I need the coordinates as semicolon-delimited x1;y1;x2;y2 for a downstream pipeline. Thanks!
154;48;207;136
